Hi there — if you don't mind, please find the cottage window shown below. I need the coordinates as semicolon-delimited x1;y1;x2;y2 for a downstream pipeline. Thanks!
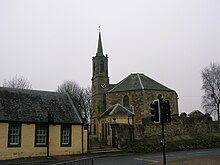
61;125;71;147
35;124;47;147
8;123;21;147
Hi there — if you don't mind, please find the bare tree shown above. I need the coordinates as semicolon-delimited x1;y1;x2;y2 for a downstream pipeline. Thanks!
57;80;92;123
201;62;220;120
3;75;32;89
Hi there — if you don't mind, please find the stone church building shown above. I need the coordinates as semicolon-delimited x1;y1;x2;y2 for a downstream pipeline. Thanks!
91;32;179;146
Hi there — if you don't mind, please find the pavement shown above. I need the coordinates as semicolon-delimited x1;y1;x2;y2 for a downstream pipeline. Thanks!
0;152;128;165
0;154;87;165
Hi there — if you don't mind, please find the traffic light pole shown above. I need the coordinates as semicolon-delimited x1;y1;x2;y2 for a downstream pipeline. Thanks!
158;95;166;165
161;118;166;165
151;95;171;165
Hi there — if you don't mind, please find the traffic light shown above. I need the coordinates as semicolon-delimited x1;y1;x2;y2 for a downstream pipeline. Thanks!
150;99;160;123
161;100;171;123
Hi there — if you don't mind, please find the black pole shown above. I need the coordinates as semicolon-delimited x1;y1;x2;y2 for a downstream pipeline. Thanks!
132;115;135;141
47;123;49;157
217;101;220;121
47;111;50;157
158;94;166;165
161;120;166;165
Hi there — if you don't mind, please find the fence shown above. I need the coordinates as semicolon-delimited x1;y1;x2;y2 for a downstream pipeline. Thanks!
53;157;94;165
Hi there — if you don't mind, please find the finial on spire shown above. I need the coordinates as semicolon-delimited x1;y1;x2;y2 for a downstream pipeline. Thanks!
98;26;102;32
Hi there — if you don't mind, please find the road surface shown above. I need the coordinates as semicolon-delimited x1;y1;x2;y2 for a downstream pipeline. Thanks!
94;148;220;165
1;148;220;165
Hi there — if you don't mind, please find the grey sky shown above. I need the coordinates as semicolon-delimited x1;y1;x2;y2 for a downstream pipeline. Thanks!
0;0;220;114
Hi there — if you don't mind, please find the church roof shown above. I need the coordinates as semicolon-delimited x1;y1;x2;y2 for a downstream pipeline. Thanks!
108;73;175;93
0;87;82;124
100;104;134;118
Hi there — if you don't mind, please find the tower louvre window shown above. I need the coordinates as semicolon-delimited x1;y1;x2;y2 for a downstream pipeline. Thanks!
100;60;104;73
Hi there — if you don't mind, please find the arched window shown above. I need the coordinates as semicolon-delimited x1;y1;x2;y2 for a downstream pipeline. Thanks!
100;60;104;73
123;95;129;107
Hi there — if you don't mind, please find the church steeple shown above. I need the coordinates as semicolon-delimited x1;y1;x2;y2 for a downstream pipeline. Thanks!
92;29;108;78
91;29;110;135
96;29;104;56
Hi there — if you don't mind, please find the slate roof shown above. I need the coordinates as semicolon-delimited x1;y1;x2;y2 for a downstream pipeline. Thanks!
0;87;82;124
100;104;134;118
108;73;175;93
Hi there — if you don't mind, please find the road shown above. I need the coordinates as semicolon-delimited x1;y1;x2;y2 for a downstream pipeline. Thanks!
93;148;220;165
1;148;220;165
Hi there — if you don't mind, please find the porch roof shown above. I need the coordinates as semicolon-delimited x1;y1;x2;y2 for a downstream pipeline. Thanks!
100;104;134;118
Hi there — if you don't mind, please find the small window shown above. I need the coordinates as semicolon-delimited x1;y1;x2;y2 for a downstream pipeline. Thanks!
123;95;130;108
8;123;21;147
61;125;71;147
35;124;48;147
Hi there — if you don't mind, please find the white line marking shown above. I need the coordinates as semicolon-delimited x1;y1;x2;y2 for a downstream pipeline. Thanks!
187;151;211;155
134;158;159;163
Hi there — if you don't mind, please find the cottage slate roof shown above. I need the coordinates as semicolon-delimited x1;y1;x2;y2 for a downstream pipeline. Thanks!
100;104;134;118
0;87;82;124
108;73;175;93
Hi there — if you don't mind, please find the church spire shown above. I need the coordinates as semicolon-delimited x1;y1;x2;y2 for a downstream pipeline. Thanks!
96;27;104;56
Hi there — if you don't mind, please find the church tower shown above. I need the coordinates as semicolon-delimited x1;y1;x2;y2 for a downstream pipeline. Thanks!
92;31;109;120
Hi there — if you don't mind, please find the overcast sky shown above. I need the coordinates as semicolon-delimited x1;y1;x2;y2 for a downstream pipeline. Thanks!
0;0;220;114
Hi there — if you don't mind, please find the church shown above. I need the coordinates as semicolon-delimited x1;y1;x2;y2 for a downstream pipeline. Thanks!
91;31;179;146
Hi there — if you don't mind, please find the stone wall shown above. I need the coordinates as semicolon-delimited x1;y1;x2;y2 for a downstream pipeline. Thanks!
111;115;220;147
